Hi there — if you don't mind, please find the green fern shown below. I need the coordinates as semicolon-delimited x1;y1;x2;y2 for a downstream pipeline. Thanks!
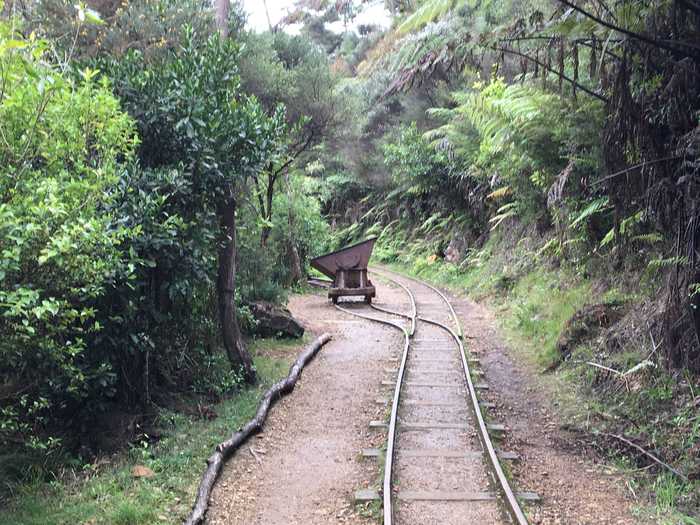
489;201;518;230
427;79;561;170
632;233;663;244
397;0;463;35
569;197;610;229
647;256;689;270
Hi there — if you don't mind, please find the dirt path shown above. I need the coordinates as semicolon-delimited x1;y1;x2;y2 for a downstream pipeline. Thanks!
207;289;405;524
447;295;647;524
208;278;644;525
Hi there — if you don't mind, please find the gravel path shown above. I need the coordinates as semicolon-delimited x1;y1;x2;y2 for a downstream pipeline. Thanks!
207;290;403;524
207;275;643;525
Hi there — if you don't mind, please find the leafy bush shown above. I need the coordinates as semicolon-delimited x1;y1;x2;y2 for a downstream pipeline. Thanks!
0;26;138;452
94;26;287;390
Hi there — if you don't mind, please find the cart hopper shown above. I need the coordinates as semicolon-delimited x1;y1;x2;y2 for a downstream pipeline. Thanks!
310;238;377;304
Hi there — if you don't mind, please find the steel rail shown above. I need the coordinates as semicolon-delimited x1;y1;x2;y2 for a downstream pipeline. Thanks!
368;273;417;336
372;266;464;339
334;301;413;525
417;314;529;525
368;270;529;525
334;269;528;525
370;276;418;337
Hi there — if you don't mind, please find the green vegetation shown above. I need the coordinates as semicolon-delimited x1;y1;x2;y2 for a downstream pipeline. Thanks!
3;0;700;520
1;0;334;510
310;1;699;515
1;338;297;525
375;233;699;522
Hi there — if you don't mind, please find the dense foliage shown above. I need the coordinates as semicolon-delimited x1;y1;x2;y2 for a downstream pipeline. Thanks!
0;24;139;454
328;0;700;372
1;2;333;474
316;1;700;517
2;0;699;519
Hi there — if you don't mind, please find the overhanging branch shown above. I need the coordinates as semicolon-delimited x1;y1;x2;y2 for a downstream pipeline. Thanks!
554;0;700;61
490;46;609;102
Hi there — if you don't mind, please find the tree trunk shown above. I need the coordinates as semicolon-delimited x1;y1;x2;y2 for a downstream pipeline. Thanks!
215;0;229;38
262;0;274;32
285;171;303;284
218;196;256;383
260;172;276;246
287;242;303;284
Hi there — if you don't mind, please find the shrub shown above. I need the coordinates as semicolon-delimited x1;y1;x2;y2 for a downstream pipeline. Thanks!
0;25;138;453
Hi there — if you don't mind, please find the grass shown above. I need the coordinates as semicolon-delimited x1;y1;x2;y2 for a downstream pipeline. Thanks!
0;337;304;525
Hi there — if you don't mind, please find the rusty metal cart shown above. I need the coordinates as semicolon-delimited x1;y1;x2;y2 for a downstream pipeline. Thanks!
310;238;377;304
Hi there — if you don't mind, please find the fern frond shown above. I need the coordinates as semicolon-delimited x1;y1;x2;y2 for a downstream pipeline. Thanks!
486;186;511;200
397;0;463;35
647;256;689;269
489;201;518;230
632;233;663;244
600;227;616;247
619;211;643;235
569;197;610;229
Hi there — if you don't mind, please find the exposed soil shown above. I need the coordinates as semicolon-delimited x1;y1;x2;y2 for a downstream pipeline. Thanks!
207;291;398;524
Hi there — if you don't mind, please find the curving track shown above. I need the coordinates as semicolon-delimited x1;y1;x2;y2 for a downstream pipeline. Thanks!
336;267;529;525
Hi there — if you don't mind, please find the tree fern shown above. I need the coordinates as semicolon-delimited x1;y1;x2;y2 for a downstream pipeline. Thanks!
397;0;463;35
426;78;561;172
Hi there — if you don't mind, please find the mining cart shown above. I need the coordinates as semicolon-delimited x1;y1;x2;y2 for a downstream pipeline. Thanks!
310;238;377;304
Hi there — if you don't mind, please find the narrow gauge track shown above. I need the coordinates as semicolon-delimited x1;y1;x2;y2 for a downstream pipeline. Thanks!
336;268;528;525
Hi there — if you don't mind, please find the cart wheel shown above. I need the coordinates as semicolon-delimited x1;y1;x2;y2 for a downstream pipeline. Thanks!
364;295;372;304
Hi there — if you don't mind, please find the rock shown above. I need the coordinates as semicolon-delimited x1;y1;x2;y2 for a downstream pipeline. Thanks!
248;301;304;338
444;235;468;263
132;465;155;478
555;302;625;360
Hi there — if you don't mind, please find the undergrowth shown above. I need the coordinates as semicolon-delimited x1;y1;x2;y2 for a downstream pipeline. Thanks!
0;337;304;525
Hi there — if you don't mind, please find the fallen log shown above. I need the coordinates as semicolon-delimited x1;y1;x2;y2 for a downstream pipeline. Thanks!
184;333;332;525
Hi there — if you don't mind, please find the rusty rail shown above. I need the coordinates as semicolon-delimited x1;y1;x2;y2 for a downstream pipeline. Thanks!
373;266;463;339
334;301;412;525
368;272;417;337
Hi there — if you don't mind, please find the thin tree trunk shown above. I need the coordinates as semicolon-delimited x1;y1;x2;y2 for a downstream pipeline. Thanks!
260;172;276;246
214;0;253;382
262;0;274;32
218;196;256;383
216;0;229;38
285;170;303;284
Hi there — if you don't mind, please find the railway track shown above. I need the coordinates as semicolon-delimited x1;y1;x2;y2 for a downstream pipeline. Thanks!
335;267;533;525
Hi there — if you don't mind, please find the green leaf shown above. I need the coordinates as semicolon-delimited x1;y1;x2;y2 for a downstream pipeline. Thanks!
569;197;609;229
